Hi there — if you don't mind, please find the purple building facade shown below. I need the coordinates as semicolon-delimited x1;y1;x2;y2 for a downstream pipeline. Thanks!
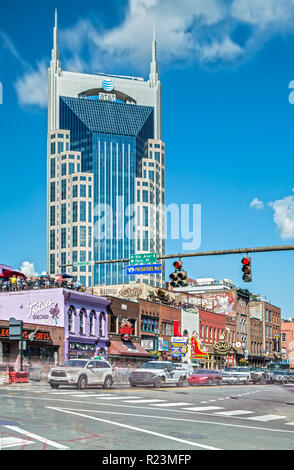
0;288;110;364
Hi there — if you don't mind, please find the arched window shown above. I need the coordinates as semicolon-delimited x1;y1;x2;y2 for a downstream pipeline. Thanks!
99;312;106;337
79;308;86;335
89;310;96;336
68;306;75;333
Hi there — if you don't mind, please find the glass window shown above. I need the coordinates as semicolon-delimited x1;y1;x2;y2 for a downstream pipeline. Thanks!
61;179;66;200
73;185;78;198
50;206;55;226
80;185;86;198
137;189;140;202
72;201;78;223
88;186;92;198
50;158;55;178
61;204;66;225
50;142;56;155
61;163;66;176
143;206;148;227
68;307;75;333
72;226;78;247
88;202;92;223
61;252;66;268
50;182;55;202
58;142;64;153
51;134;56;139
88;226;92;247
149;170;154;182
61;228;66;249
80;226;86;247
99;312;106;337
80;201;86;222
142;190;148;203
89;311;95;335
155;151;160;162
50;254;55;275
69;162;75;175
50;230;55;250
79;309;85;335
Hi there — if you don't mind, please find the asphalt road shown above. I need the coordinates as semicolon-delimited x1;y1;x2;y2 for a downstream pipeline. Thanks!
1;381;294;451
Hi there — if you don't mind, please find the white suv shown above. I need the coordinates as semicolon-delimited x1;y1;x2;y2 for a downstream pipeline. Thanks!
48;358;114;390
129;361;188;387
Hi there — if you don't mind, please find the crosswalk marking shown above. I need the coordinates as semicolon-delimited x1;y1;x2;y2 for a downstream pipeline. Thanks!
246;414;286;422
94;396;139;400
123;399;166;404
151;402;192;407
183;406;224;411
0;437;33;449
214;410;254;416
285;422;294;426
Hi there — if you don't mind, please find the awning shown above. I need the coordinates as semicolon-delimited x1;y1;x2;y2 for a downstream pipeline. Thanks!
2;270;26;278
109;340;150;357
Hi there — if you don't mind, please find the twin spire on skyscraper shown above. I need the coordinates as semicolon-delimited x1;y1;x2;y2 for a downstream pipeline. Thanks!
50;10;158;82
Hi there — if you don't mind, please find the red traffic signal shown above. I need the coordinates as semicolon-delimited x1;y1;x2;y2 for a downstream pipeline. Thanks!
173;260;183;270
241;257;252;282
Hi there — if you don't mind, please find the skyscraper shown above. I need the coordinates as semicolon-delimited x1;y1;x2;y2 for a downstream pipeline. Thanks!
47;11;165;287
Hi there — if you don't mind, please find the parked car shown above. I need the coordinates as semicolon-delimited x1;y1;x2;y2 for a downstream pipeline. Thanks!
129;361;187;388
285;371;294;383
267;369;289;384
188;369;222;386
48;358;114;389
174;363;193;378
249;367;268;384
221;367;251;385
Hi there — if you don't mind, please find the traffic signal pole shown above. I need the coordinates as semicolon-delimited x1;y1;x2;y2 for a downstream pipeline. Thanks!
85;244;294;266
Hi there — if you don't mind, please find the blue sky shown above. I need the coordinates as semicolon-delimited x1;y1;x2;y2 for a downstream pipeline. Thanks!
1;0;294;317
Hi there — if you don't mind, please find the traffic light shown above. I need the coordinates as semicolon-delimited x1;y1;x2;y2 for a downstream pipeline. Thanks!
169;260;188;288
241;256;252;282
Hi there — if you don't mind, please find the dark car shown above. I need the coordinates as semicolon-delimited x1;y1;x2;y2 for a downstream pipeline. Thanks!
188;369;222;386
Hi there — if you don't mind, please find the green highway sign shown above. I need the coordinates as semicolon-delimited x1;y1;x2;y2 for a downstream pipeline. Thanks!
73;261;93;267
130;253;157;265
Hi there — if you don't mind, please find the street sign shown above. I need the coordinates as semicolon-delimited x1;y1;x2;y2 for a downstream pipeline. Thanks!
73;261;92;267
9;318;23;341
130;253;157;265
126;263;162;275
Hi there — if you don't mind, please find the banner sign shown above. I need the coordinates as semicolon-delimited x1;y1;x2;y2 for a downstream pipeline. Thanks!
190;336;209;359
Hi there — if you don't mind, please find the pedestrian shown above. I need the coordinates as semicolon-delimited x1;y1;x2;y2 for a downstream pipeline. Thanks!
10;275;17;291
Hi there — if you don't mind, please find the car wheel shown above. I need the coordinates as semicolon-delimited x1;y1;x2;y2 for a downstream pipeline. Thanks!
103;376;113;389
77;375;87;390
154;376;163;388
130;383;137;387
49;383;59;389
208;379;213;386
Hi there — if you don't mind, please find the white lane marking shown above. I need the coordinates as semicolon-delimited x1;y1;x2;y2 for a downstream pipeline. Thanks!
4;426;69;450
285;422;294;426
152;402;192;407
123;399;166;404
214;410;254;416
247;415;286;422
71;394;108;398
183;406;224;411
47;406;221;450
0;437;33;449
95;396;140;400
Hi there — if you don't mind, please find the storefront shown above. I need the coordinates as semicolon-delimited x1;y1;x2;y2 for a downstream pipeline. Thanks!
108;339;150;368
0;288;110;365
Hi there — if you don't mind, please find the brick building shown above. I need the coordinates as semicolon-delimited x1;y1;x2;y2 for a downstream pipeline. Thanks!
281;319;294;368
198;309;227;370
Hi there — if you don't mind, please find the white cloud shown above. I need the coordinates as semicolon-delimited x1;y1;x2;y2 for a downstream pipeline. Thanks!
231;0;294;29
14;61;48;108
269;196;294;239
19;261;39;276
250;197;264;210
4;0;294;107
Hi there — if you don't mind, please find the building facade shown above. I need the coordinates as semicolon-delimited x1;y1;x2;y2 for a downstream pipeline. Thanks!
281;319;294;368
0;289;109;367
47;11;165;288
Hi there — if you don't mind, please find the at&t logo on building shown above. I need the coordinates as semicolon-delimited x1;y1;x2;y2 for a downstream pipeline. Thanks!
102;78;114;92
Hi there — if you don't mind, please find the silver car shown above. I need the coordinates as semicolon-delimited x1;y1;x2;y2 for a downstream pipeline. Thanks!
48;358;114;390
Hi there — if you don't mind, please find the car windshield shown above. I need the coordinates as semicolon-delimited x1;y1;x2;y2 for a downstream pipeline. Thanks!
139;362;171;369
193;369;212;374
61;360;88;368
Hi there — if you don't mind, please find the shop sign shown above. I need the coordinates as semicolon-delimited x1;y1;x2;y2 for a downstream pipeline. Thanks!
214;340;231;354
26;300;61;326
0;328;51;342
141;339;154;350
171;337;188;358
190;336;209;359
69;342;95;352
120;320;133;341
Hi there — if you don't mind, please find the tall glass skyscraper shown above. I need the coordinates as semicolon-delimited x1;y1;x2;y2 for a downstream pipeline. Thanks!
47;11;165;287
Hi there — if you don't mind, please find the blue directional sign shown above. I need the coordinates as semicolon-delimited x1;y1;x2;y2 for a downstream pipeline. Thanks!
126;263;162;275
